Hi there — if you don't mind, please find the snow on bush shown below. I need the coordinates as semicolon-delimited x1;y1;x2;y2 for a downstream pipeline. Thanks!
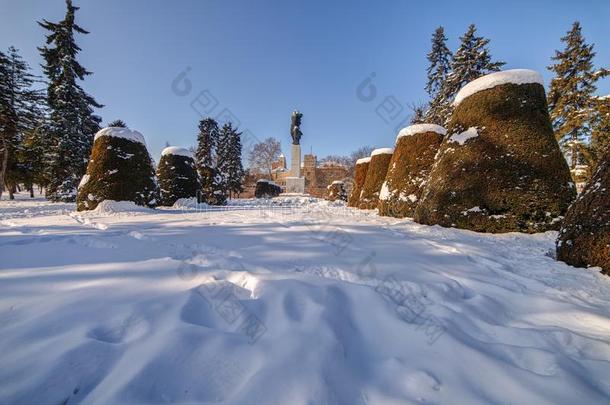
453;69;544;106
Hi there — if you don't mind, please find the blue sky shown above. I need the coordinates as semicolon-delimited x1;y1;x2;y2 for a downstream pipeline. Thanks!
1;0;609;162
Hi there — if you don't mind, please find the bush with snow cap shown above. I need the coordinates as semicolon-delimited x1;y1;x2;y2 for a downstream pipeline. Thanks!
414;69;575;233
157;146;199;206
358;148;393;209
557;146;610;275
255;179;281;198
326;180;347;202
348;157;370;207
76;127;159;211
379;124;445;218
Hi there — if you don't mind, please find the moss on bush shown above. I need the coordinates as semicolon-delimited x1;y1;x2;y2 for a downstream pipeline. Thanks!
359;152;392;210
327;181;347;202
348;160;369;207
157;152;198;206
255;180;281;198
414;82;575;233
557;147;610;275
77;134;158;211
379;129;443;218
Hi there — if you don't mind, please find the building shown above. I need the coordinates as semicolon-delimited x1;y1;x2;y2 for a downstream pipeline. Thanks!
270;153;350;197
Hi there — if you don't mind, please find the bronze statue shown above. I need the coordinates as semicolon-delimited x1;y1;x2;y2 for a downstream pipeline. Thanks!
290;111;303;145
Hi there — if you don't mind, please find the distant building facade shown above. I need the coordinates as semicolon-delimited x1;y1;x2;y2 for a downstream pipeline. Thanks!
270;153;349;197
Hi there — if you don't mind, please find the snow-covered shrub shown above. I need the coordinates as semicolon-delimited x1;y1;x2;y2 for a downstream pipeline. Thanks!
326;180;347;202
557;147;610;275
378;124;445;218
414;69;575;233
255;179;281;198
348;157;369;207
358;148;393;209
157;146;198;206
76;127;159;211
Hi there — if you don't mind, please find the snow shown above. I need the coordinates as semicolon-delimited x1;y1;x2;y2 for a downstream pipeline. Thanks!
94;127;147;146
453;69;544;107
379;181;390;200
257;179;279;186
397;124;447;141
78;174;90;189
356;157;371;165
448;127;479;145
371;147;393;156
161;146;194;158
331;180;344;185
92;200;154;215
2;193;610;404
405;194;417;203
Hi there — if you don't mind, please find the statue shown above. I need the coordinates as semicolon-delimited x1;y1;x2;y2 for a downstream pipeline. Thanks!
290;111;303;145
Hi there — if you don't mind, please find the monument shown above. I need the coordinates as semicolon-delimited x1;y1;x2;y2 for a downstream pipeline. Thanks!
285;110;306;194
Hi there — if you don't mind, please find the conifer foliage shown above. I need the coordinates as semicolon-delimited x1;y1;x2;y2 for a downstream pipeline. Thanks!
38;0;102;202
157;147;198;206
0;47;44;199
217;122;245;198
441;25;504;120
422;24;504;126
423;27;452;125
547;22;609;170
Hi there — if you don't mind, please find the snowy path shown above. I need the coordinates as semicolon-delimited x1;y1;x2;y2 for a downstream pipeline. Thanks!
1;196;610;404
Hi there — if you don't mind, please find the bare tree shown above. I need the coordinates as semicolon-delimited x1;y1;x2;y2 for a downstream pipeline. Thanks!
247;137;281;178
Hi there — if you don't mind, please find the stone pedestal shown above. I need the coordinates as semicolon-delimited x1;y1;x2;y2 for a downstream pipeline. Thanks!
291;144;301;178
285;177;305;194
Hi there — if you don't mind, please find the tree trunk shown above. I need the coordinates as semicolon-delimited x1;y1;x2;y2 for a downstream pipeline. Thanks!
570;133;578;169
29;185;34;198
0;138;7;200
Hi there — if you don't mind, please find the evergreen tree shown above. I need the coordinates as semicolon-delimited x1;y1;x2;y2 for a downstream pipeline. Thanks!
409;103;427;125
548;22;609;170
0;47;44;199
424;27;452;125
591;96;610;163
440;24;504;125
20;125;47;197
195;117;227;204
107;119;127;128
38;0;102;201
217;122;245;198
195;117;218;170
199;166;227;205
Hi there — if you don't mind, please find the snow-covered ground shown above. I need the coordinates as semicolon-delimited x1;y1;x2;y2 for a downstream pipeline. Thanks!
1;193;610;404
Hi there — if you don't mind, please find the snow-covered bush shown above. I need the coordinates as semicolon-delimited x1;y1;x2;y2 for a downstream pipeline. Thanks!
557;147;610;275
348;157;369;207
326;180;347;202
76;127;158;211
379;124;445;218
255;179;281;198
415;69;575;233
157;146;198;206
358;148;393;209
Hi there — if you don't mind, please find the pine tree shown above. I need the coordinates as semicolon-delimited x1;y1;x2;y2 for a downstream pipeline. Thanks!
440;24;504;125
38;0;102;201
409;103;427;125
195;117;218;170
107;119;127;128
548;22;609;170
591;96;610;163
195;117;227;204
423;27;452;125
217;122;244;198
0;47;44;199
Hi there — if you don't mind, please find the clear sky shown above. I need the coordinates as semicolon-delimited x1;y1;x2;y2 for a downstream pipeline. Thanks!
1;0;609;162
